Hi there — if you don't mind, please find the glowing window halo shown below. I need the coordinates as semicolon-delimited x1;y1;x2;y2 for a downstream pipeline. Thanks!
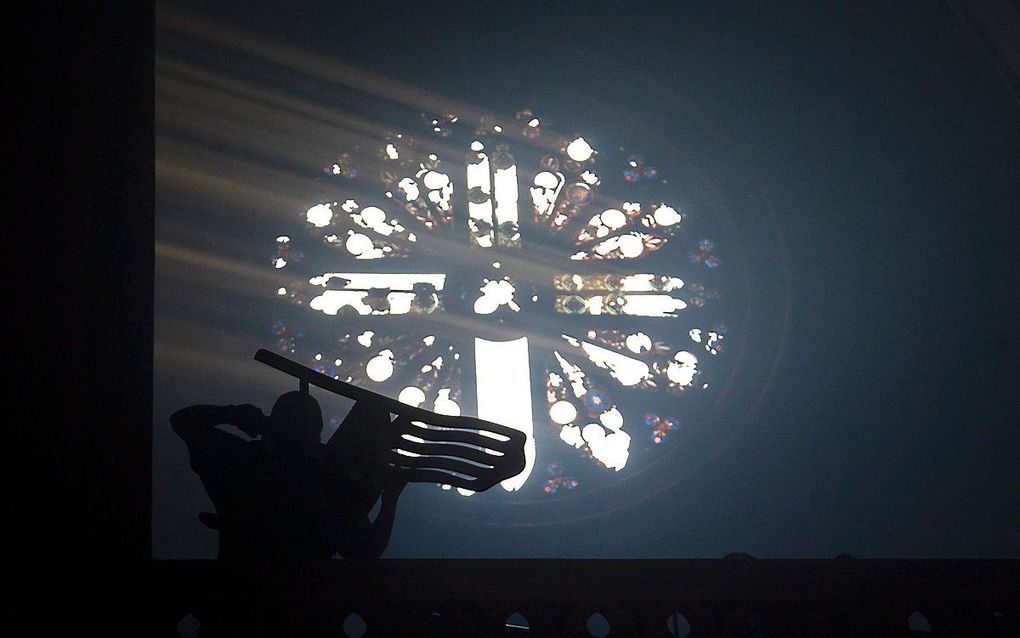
268;111;731;499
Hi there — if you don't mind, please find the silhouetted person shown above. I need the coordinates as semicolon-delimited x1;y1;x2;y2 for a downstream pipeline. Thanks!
171;391;406;562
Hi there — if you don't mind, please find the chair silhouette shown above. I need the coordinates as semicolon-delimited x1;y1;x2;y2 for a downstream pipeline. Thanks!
254;349;527;492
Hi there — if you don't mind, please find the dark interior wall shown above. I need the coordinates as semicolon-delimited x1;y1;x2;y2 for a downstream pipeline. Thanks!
37;3;155;565
21;4;155;633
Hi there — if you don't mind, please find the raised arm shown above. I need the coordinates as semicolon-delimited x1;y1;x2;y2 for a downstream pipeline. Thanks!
170;403;269;443
340;477;408;559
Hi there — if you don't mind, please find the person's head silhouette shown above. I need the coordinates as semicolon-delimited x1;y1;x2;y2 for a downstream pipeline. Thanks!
266;390;324;448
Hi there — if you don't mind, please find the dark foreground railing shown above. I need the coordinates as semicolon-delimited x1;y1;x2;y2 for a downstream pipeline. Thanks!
142;559;1017;637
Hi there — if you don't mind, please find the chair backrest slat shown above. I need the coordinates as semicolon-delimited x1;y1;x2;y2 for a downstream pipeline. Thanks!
255;349;526;491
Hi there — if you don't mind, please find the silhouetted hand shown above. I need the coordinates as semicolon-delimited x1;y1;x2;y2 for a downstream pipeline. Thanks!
383;472;408;501
331;402;397;487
